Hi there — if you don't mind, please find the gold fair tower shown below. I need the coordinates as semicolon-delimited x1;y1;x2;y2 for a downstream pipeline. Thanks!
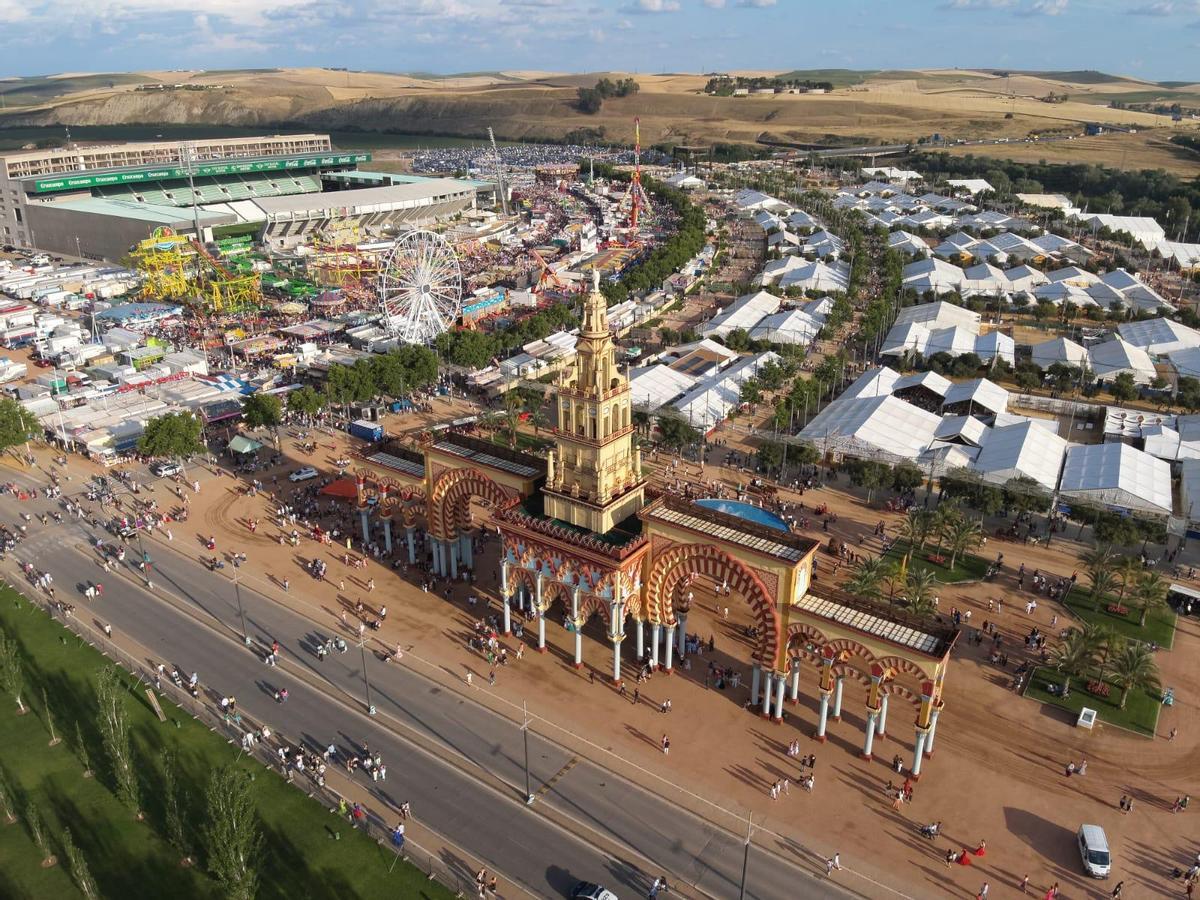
544;271;644;534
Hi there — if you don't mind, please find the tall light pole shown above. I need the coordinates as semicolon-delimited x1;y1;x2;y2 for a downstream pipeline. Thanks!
738;813;753;900
522;700;533;805
232;572;250;646
359;637;376;716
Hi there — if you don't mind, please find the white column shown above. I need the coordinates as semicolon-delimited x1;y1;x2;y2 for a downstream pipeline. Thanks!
862;709;879;760
449;539;458;579
831;676;844;721
537;612;546;652
535;574;543;611
664;625;675;671
772;672;786;721
816;690;830;742
651;623;661;670
925;706;940;756
383;519;393;553
406;526;416;563
750;663;762;706
503;597;512;635
676;614;687;658
573;627;583;668
912;728;929;778
876;693;889;738
636;619;645;660
611;637;622;684
788;660;800;703
500;560;509;596
760;673;773;717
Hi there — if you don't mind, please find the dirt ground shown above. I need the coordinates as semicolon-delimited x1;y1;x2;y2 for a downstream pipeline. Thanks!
31;394;1197;900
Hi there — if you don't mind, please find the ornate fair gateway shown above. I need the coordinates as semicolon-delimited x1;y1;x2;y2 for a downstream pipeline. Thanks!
362;275;959;777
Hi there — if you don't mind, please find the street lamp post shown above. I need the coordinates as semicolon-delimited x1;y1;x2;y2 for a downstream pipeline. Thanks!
738;813;753;900
232;573;250;646
523;700;533;805
359;637;376;716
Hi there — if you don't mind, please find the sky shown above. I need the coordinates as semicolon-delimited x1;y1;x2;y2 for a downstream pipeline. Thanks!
0;0;1197;83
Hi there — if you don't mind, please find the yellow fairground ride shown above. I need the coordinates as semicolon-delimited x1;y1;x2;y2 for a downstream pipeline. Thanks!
130;226;261;315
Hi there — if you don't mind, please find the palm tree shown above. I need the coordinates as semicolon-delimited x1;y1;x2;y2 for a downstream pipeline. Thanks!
528;408;549;436
897;509;934;566
1114;557;1141;603
844;557;888;602
1079;546;1114;572
1049;626;1101;694
1087;563;1119;606
943;517;983;572
1093;625;1125;680
502;392;524;448
1130;572;1169;628
1109;643;1162;709
931;500;963;558
903;569;938;618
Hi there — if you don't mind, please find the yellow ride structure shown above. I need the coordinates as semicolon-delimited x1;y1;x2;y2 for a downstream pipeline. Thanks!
129;226;262;315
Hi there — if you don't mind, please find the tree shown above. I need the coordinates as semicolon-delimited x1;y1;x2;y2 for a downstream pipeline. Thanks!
287;386;326;421
502;391;524;448
1109;372;1138;403
1049;627;1100;693
1109;643;1161;709
0;630;25;715
0;768;16;824
240;393;283;437
41;687;60;746
1114;556;1141;602
1086;559;1118;604
138;412;204;466
95;666;140;813
738;378;763;407
576;87;603;114
1130;571;1169;627
943;516;983;571
203;766;263;900
0;396;39;454
1093;625;1124;680
73;720;93;778
25;800;55;866
632;410;651;434
162;752;193;863
60;827;99;898
656;413;699;450
756;440;784;473
891;462;924;494
844;557;888;602
903;569;938;618
846;459;890;504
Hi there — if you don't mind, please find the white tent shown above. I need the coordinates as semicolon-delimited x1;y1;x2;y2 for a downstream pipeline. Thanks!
701;290;781;339
778;260;850;293
672;352;780;432
894;301;980;332
1004;265;1048;293
972;419;1067;491
961;263;1011;295
748;308;823;346
925;325;981;357
629;365;697;411
975;330;1016;365
842;366;901;400
1059;443;1172;515
935;414;990;447
1117;318;1200;357
902;258;964;294
1169;346;1200;379
887;231;930;257
1088;337;1158;384
1073;213;1166;250
1030;336;1089;369
797;394;941;461
943;378;1010;417
1046;266;1100;286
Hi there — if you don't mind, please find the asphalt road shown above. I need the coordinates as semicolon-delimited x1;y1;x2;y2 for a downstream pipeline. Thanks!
2;483;854;900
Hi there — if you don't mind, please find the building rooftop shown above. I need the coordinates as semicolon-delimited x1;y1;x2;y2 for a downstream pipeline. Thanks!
640;494;819;564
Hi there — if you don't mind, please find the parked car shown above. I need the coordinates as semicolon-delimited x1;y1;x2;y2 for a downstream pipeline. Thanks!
1077;824;1111;878
571;883;618;900
289;466;319;483
149;461;182;478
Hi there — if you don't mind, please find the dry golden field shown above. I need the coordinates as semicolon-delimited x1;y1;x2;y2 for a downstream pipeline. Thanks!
4;67;1199;175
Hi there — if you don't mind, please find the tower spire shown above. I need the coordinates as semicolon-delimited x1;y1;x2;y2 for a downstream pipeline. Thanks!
581;268;608;337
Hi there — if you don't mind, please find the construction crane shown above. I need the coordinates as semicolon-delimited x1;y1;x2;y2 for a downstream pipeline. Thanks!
617;116;652;235
488;127;509;216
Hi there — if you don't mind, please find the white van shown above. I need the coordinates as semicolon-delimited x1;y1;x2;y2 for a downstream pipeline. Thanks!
1078;824;1111;878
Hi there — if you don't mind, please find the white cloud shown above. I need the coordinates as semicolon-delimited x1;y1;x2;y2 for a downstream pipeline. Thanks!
736;0;776;6
1028;0;1067;14
622;0;680;11
1129;0;1175;13
942;0;1016;9
616;17;634;28
703;0;726;7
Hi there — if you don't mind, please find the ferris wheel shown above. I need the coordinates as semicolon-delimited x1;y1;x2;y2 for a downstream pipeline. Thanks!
377;230;463;344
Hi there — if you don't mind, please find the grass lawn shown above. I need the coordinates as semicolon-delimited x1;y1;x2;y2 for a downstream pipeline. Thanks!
1063;589;1177;650
883;541;992;584
1024;667;1162;737
0;588;454;900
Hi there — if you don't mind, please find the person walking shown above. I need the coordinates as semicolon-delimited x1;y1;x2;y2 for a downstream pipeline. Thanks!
1110;881;1124;898
661;734;670;755
1020;874;1029;893
978;883;989;900
826;853;842;876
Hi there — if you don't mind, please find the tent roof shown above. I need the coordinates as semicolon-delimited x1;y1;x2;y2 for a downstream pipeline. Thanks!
972;419;1067;490
1030;336;1088;368
1088;337;1157;381
320;478;359;500
1059;442;1172;514
798;394;941;460
842;366;901;400
894;370;952;396
894;301;980;332
227;434;263;455
1118;317;1200;356
942;378;1010;415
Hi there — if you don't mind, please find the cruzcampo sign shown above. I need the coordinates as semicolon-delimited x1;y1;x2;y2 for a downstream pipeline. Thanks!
30;153;372;194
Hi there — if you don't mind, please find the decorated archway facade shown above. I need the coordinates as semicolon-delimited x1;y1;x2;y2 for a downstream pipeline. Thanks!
427;467;515;542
